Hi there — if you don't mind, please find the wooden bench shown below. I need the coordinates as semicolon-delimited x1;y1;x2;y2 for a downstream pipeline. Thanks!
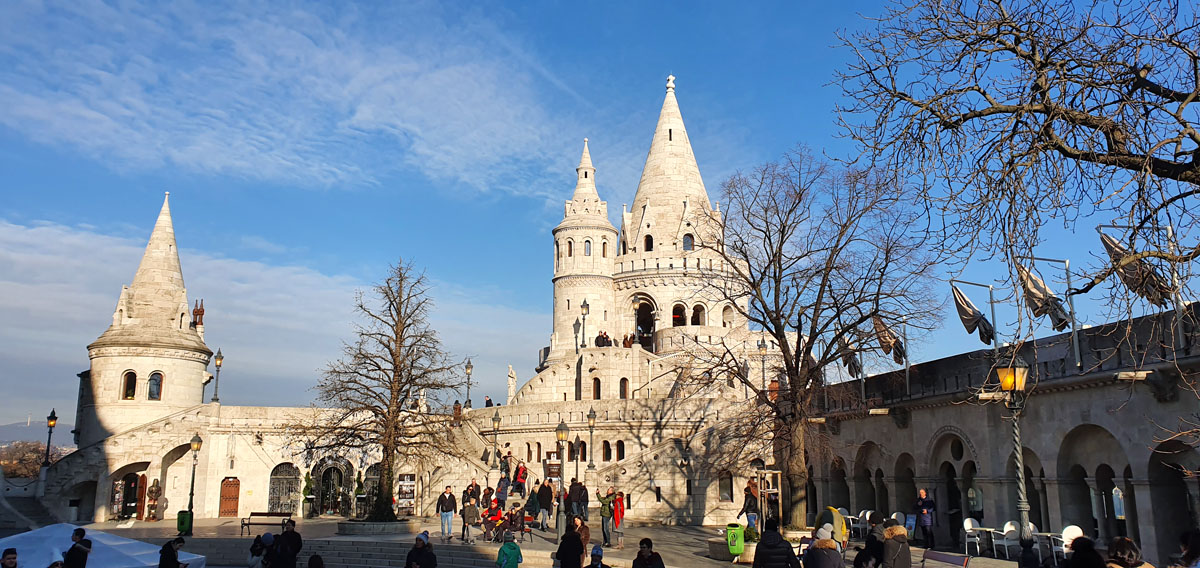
921;549;972;568
240;511;292;536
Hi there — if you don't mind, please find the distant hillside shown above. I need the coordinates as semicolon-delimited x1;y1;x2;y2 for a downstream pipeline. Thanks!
0;421;75;445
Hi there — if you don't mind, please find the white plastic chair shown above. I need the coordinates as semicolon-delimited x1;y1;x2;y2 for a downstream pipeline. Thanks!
853;509;873;538
963;517;982;556
992;520;1020;558
891;512;906;525
1050;525;1084;567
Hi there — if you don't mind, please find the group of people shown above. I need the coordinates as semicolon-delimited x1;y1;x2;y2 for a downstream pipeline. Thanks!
594;331;647;349
244;519;305;568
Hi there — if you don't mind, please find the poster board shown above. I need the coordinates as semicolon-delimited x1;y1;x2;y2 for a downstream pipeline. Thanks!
396;473;416;515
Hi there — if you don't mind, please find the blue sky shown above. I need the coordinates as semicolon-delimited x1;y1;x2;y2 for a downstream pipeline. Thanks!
0;0;1137;424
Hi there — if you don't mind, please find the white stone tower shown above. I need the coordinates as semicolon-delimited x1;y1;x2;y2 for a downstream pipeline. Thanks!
550;140;619;359
77;193;213;447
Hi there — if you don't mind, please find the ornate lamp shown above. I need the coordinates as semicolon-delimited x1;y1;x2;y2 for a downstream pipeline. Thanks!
211;348;224;402
465;358;474;408
587;407;597;471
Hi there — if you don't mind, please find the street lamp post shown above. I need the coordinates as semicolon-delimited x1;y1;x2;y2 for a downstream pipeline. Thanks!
555;420;570;543
491;410;501;471
211;348;224;403
587;408;597;471
43;409;57;466
998;356;1037;568
580;300;590;348
465;359;474;409
757;339;767;392
184;433;203;536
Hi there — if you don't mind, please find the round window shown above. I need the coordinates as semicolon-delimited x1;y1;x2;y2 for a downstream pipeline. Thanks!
951;439;965;461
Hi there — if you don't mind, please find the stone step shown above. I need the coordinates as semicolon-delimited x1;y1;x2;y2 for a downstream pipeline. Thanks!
5;497;57;528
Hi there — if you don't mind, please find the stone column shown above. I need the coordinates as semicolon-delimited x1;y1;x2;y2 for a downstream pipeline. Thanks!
1128;479;1160;565
884;476;899;515
1042;478;1064;532
974;477;1008;526
1037;478;1051;531
1084;477;1108;542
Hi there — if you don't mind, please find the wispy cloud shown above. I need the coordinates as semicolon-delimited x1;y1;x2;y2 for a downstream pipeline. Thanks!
0;219;547;423
0;1;581;195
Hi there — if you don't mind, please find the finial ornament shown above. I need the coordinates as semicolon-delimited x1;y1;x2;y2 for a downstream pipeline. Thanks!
666;75;675;92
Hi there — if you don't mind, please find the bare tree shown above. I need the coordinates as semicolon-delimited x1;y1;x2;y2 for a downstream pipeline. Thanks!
292;260;464;522
0;441;63;478
686;147;941;527
836;0;1199;298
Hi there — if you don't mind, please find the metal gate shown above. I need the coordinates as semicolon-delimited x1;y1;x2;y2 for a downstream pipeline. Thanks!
268;463;301;514
219;478;240;517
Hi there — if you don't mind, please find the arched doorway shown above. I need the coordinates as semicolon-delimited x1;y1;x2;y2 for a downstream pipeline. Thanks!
894;453;917;518
1148;440;1200;563
321;467;344;515
312;457;353;517
635;300;656;349
268;463;301;514
219;478;240;517
830;458;851;510
1057;424;1132;541
117;472;143;520
940;462;963;549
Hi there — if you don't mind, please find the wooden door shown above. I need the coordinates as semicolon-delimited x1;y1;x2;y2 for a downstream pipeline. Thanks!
136;474;147;520
219;478;240;517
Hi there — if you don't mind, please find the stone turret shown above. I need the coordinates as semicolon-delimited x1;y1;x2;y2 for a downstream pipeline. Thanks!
77;193;212;447
550;140;618;360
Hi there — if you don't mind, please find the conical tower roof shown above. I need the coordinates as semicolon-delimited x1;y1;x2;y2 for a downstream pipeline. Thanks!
90;193;210;353
571;138;599;201
629;75;713;215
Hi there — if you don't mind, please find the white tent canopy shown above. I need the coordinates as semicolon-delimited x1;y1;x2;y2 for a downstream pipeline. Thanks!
0;523;206;568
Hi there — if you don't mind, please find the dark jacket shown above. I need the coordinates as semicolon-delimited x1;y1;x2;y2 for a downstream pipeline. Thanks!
158;542;183;568
862;524;887;567
882;526;912;568
632;551;666;568
557;531;585;568
64;538;91;568
406;544;438;568
738;489;760;517
752;530;801;568
275;530;303;568
570;483;589;507
437;492;458;513
538;484;555;509
802;539;842;568
914;497;935;526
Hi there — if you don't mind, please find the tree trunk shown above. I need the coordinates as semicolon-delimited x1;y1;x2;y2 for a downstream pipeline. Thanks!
370;437;398;522
785;421;809;528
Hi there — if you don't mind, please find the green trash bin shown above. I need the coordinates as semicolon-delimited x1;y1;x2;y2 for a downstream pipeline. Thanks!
727;523;745;555
177;510;193;534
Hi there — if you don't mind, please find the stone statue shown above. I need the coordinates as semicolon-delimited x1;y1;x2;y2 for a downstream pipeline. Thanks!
507;365;518;405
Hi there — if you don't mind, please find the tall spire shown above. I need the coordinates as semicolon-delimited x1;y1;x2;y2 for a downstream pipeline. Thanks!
91;193;208;352
571;138;599;201
630;75;712;214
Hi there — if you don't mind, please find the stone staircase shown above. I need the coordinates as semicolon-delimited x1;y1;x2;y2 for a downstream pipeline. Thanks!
2;496;58;529
150;538;626;568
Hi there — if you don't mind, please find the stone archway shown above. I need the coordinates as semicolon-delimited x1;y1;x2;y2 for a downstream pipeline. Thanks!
311;456;354;517
1056;424;1131;542
1148;440;1200;563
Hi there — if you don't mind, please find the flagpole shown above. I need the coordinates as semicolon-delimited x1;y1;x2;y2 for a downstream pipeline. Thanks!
902;319;910;397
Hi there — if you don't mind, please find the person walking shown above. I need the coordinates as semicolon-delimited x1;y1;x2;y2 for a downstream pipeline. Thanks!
914;488;936;549
882;522;912;568
437;486;458;544
406;532;437;568
556;521;584;568
569;480;589;521
462;496;481;544
497;477;510;511
752;519;801;568
537;481;555;532
596;487;616;547
63;527;91;568
737;484;760;531
496;533;523;568
632;539;665;568
158;538;186;568
513;462;528;498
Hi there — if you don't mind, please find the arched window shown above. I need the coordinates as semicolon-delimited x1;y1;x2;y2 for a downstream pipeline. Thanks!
723;305;735;328
672;304;686;327
683;234;694;251
593;378;601;400
603;441;612;461
691;305;706;326
555;242;561;264
567;241;574;257
616;441;626;461
585;240;592;256
578;441;587;462
567;442;575;462
644;235;654;252
619;378;629;399
621;241;628;255
122;372;137;400
537;442;543;462
719;472;734;501
602;241;608;258
527;443;533;462
147;372;163;400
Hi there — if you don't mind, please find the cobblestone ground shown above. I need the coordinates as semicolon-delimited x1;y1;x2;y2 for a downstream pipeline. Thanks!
84;516;1030;568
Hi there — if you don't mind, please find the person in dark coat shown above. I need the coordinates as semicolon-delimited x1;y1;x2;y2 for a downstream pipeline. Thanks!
1065;537;1106;568
737;485;761;530
752;519;800;568
854;512;887;568
556;522;585;568
64;527;91;568
406;532;437;568
631;538;665;568
158;537;186;568
537;480;555;531
882;524;912;568
274;520;303;568
914;488;936;549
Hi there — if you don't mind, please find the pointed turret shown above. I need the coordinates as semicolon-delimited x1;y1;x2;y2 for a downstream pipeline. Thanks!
90;193;209;353
629;75;713;215
571;138;598;201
